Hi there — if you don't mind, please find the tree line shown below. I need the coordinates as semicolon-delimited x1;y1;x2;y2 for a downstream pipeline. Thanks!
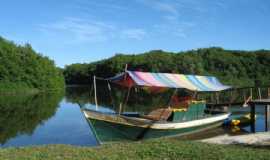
64;47;270;87
0;36;65;92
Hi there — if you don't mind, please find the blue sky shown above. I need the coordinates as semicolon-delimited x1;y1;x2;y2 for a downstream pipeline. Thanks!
0;0;269;67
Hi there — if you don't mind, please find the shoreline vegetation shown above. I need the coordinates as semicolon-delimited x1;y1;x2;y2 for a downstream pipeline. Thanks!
64;47;270;87
0;36;65;94
0;138;269;160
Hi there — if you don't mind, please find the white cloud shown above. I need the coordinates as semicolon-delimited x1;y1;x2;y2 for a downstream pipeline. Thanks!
39;17;115;43
152;1;179;16
135;0;198;38
121;29;146;40
153;23;189;38
39;1;230;44
136;0;180;21
39;17;147;43
70;0;132;16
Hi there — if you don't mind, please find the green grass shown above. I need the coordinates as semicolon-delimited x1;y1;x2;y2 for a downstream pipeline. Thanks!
0;138;269;160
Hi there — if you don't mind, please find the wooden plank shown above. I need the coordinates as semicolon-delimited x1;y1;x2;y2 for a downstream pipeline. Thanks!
207;102;244;107
249;99;270;105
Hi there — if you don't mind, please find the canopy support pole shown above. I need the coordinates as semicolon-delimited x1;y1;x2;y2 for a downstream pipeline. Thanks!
250;88;253;100
118;103;122;115
118;87;130;115
107;80;116;110
215;92;219;104
93;75;98;111
168;88;178;108
193;91;198;99
124;87;132;109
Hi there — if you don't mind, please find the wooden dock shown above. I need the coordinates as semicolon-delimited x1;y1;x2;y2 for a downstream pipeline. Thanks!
248;99;270;132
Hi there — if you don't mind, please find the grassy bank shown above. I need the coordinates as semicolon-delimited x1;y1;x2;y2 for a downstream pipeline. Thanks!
0;138;269;160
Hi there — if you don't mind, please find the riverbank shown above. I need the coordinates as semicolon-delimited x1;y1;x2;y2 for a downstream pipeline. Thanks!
0;83;65;95
0;138;269;160
201;132;270;146
0;82;39;95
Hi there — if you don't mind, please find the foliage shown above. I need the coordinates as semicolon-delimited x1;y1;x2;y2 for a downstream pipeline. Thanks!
64;47;270;87
0;138;269;160
0;36;65;92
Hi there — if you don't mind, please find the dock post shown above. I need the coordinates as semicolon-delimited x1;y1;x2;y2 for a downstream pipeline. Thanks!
250;88;253;100
265;105;270;131
250;103;256;133
258;88;262;100
268;88;270;99
229;90;233;104
211;93;214;104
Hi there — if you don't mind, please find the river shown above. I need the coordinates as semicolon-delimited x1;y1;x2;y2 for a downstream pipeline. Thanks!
0;86;267;147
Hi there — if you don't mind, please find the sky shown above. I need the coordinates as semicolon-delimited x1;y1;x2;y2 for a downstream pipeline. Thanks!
0;0;269;67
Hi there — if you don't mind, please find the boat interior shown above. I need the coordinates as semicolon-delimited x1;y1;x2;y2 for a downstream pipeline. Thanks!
117;100;217;123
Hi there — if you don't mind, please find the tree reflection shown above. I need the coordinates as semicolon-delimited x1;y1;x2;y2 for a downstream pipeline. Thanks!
0;92;64;144
65;84;177;113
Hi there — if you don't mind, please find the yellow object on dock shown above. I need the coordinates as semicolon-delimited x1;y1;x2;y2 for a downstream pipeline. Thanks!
231;119;241;126
230;113;256;126
172;108;187;112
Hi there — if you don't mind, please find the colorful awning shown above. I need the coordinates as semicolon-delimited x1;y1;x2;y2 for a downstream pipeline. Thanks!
108;71;231;92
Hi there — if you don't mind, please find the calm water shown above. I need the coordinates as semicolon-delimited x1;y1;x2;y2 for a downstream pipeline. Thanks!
0;86;268;147
0;90;98;147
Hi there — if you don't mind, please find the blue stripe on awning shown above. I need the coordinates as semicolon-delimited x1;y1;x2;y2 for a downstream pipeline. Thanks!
186;75;210;91
152;73;179;88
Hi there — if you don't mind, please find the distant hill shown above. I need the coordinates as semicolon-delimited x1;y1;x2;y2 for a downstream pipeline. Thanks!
64;47;270;87
0;36;65;92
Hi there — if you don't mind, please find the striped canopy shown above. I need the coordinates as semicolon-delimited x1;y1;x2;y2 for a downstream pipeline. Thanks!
108;71;231;92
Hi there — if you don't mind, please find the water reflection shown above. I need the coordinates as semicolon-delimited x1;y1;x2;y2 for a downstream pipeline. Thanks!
0;92;62;144
65;84;178;114
0;90;98;147
0;86;268;147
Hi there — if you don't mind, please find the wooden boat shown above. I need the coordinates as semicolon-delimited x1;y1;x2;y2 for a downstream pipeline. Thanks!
83;70;231;141
83;108;229;142
83;108;229;130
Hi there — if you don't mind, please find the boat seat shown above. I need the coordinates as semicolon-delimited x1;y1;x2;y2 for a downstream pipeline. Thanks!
142;108;172;121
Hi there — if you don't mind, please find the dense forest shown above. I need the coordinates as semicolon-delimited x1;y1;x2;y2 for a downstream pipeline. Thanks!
64;47;270;87
0;36;65;92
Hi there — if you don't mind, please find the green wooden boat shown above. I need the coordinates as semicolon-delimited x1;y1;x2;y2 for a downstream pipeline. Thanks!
83;70;231;143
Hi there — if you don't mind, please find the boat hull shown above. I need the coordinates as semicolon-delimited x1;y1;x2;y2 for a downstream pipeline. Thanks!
83;110;230;142
83;110;230;130
88;118;224;142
